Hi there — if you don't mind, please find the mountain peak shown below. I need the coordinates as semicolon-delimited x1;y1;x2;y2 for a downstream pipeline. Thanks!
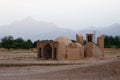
22;16;37;23
23;16;35;20
110;23;120;27
10;16;38;26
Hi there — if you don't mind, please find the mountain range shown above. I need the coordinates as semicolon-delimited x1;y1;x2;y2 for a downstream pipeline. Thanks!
0;17;120;41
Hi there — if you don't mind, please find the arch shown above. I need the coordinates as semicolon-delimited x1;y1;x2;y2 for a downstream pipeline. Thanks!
43;44;52;60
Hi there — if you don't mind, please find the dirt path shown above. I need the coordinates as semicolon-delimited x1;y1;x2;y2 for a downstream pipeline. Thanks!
0;59;119;80
0;51;119;80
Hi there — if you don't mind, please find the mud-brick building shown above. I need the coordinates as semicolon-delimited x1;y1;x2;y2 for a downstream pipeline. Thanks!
37;34;104;60
37;41;58;60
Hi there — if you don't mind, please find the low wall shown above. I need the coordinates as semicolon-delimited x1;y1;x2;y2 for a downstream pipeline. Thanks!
104;48;120;53
0;48;11;52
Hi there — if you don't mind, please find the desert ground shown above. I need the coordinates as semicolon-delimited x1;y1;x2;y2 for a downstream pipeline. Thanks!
0;48;120;80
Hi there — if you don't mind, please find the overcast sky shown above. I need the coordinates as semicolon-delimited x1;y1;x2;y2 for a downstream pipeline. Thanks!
0;0;120;30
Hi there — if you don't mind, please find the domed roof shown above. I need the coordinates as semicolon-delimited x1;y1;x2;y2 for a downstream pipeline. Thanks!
93;44;103;58
75;43;83;47
68;43;83;48
55;36;72;45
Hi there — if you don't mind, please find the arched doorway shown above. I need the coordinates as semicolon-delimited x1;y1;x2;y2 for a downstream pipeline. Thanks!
43;44;52;60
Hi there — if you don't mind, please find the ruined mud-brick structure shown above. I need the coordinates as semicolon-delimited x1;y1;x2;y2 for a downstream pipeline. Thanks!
37;34;104;60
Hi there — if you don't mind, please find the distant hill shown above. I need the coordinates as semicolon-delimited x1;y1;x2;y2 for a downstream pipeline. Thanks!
77;23;120;38
99;23;120;36
0;17;60;40
35;23;120;41
0;17;120;41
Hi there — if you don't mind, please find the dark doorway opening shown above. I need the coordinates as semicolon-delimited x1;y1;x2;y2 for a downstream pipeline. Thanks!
43;44;52;60
54;48;57;59
39;48;41;58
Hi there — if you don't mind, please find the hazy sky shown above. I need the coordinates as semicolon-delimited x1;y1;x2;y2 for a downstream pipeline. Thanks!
0;0;120;30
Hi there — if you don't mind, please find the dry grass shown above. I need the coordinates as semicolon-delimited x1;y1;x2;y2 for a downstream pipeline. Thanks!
0;48;119;66
0;49;86;67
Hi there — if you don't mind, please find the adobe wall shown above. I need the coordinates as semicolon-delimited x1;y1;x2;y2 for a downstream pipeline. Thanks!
85;43;104;58
84;42;93;57
80;46;84;58
67;43;84;60
93;44;103;58
67;48;80;59
37;41;58;59
57;43;67;60
104;48;120;53
76;34;84;45
97;35;104;53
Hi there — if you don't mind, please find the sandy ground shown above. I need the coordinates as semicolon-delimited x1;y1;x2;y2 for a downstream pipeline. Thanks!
0;59;119;80
0;50;119;80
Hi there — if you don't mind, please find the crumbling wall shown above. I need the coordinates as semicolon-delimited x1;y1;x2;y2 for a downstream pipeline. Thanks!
76;34;84;45
97;35;104;54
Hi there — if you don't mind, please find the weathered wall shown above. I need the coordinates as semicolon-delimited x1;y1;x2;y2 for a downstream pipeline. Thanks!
104;48;120;53
67;43;84;60
37;42;58;59
55;36;72;60
84;42;93;57
67;48;81;59
97;35;104;53
57;43;67;60
85;42;104;58
93;44;104;58
76;34;83;45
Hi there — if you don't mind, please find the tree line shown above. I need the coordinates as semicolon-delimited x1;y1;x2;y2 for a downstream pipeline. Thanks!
0;36;38;49
104;35;120;48
0;35;120;49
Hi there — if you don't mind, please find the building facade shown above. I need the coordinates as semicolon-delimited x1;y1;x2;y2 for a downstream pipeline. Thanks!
37;34;104;60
